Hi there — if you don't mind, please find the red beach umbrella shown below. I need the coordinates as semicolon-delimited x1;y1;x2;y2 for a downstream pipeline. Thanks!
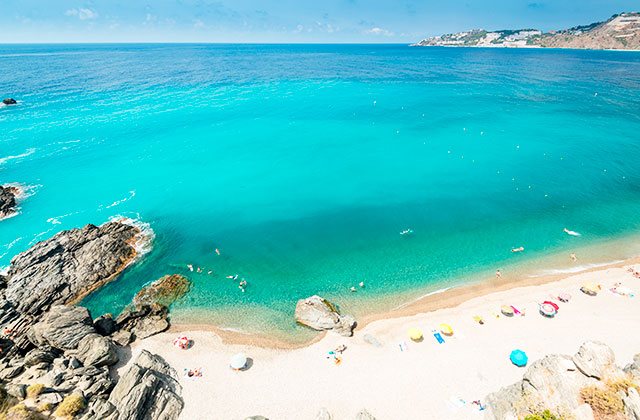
542;301;559;311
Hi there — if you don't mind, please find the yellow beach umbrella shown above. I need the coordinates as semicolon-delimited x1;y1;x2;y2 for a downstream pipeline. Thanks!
581;282;600;296
439;323;454;336
407;327;423;341
501;305;514;316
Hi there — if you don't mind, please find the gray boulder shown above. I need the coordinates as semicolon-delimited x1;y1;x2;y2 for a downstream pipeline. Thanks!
74;333;119;367
5;383;26;399
355;409;376;420
94;314;118;336
107;350;183;420
4;221;141;316
625;353;640;382
116;304;170;341
295;295;357;337
0;185;18;219
111;329;133;347
28;306;94;350
572;341;617;379
522;354;597;410
625;387;640;420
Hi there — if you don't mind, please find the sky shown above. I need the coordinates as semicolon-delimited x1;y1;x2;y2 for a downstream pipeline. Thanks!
0;0;638;43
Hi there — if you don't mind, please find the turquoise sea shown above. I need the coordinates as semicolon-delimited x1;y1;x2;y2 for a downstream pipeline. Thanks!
2;44;640;341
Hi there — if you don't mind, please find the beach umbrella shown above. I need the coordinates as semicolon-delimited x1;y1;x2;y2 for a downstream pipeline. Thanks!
439;323;454;336
173;336;190;349
539;302;557;317
408;328;423;341
230;353;247;370
542;301;559;311
558;292;571;303
500;305;514;316
510;349;528;367
581;283;600;296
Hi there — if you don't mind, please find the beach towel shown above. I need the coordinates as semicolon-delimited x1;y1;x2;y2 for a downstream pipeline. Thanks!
433;331;445;344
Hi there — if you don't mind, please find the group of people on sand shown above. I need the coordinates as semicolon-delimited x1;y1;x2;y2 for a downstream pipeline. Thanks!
628;267;640;279
184;367;202;378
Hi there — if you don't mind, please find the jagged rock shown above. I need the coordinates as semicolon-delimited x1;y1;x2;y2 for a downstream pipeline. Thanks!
36;391;63;405
79;398;118;420
245;417;269;420
116;304;169;341
294;295;357;337
316;407;332;420
107;350;183;420
94;314;118;336
111;329;133;347
572;341;617;379
0;185;18;219
133;275;190;308
625;387;640;420
28;306;94;350
74;333;118;367
522;354;597;410
355;409;376;420
69;357;82;369
625;353;640;382
2;98;17;105
23;348;59;367
4;221;141;316
0;364;24;380
5;383;26;399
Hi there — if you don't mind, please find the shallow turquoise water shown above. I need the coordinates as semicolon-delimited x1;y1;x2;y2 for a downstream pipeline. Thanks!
1;44;640;338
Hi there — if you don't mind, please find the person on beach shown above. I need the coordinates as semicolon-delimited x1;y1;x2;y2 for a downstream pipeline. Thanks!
496;270;502;278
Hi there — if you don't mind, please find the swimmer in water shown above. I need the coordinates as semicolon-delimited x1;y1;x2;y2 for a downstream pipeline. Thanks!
350;286;357;292
563;228;581;237
215;248;221;256
496;270;502;278
511;247;524;253
187;264;194;272
197;267;202;273
359;281;365;288
570;253;577;262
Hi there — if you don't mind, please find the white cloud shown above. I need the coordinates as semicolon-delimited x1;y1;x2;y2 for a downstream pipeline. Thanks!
366;27;394;36
193;19;205;29
65;8;98;20
294;24;304;33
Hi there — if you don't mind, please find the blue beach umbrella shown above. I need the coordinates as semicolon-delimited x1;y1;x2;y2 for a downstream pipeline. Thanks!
510;349;528;367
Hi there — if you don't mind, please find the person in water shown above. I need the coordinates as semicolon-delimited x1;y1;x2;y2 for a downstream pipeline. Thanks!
511;247;524;253
496;270;502;278
570;253;577;262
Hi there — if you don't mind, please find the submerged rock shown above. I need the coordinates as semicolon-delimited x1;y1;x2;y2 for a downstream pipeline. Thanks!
295;295;357;337
2;98;17;105
4;221;141;316
133;274;191;308
0;185;18;219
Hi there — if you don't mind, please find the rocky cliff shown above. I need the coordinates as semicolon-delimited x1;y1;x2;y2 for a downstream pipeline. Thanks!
414;12;640;50
485;341;640;419
0;221;186;419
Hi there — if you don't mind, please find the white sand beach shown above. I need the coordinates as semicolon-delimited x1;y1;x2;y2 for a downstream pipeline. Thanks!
127;263;640;420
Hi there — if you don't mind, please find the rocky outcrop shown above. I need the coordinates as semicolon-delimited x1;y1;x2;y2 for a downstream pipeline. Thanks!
295;295;357;337
2;98;17;105
133;274;190;308
485;341;639;420
625;353;640;382
116;304;170;341
84;350;184;420
4;221;141;316
355;409;376;420
112;274;190;344
0;185;18;219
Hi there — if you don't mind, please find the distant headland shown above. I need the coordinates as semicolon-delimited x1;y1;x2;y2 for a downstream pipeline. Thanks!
413;12;640;50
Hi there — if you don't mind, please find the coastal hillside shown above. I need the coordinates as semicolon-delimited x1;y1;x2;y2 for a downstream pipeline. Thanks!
414;12;640;50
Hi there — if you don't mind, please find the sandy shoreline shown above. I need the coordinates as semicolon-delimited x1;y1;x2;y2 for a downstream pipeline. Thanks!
129;260;640;419
168;253;640;349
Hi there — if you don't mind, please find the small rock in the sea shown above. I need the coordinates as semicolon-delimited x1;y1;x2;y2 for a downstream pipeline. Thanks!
0;185;19;219
2;98;17;105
